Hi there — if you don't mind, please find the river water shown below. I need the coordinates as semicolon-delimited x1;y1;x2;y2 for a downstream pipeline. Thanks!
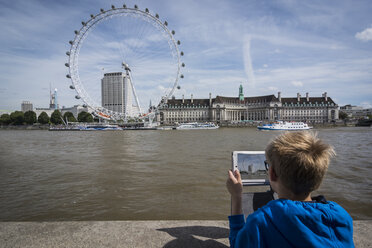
0;127;371;221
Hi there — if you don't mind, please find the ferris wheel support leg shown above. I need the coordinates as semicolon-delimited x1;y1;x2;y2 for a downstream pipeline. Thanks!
128;71;142;115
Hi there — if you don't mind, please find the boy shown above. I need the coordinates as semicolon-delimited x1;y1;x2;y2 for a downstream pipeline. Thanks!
226;131;354;247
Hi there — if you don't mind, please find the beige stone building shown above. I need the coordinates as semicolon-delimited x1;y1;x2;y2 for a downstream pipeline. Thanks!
157;91;338;125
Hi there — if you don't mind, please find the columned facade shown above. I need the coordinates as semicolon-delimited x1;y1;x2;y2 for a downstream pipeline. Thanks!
157;92;338;125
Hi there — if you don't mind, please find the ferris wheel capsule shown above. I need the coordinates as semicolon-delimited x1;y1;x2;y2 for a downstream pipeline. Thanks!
69;85;75;89
100;8;104;13
66;74;71;78
164;21;168;26
134;5;138;9
81;21;86;26
75;95;81;99
145;8;149;13
180;51;184;56
111;5;115;9
177;40;181;45
155;13;159;18
90;14;95;18
74;30;79;35
123;4;127;8
65;63;70;67
66;51;70;56
69;40;73;45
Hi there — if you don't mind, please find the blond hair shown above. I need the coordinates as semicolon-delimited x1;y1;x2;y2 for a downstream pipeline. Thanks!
265;131;335;195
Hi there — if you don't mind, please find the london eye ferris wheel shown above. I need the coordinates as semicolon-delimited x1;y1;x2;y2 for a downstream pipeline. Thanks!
65;4;184;121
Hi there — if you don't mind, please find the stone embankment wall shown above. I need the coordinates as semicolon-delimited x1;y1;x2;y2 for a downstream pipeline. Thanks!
0;124;49;130
0;221;370;247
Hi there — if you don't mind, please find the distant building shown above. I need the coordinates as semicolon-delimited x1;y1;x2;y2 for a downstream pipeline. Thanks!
49;88;59;110
21;101;33;112
61;105;89;119
101;72;133;117
340;105;372;119
157;88;339;124
34;108;55;118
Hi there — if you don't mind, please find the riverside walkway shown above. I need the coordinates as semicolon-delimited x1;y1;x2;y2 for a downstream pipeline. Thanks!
0;220;371;247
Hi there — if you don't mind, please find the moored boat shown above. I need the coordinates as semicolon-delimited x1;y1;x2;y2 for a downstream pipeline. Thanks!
257;121;312;131
49;124;122;131
176;122;219;130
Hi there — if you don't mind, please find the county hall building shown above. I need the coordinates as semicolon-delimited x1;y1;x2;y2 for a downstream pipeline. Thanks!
157;86;339;125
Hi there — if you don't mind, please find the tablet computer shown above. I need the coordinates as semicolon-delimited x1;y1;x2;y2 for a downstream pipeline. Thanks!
232;151;270;186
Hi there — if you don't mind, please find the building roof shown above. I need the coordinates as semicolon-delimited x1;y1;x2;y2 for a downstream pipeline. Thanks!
163;95;337;108
103;72;123;76
167;98;210;106
214;95;279;104
281;97;336;105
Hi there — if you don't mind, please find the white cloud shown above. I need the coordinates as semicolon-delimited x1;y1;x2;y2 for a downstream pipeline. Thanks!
268;86;277;91
291;81;303;87
360;101;372;109
243;35;257;90
355;26;372;42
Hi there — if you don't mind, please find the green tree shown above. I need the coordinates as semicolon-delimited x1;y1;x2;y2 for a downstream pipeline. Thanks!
50;110;63;125
0;113;11;125
10;111;24;125
339;111;348;120
78;111;93;122
37;112;50;124
63;112;77;122
24;110;37;125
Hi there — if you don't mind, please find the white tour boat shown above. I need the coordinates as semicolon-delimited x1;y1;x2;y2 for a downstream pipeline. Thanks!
176;122;219;130
257;121;312;131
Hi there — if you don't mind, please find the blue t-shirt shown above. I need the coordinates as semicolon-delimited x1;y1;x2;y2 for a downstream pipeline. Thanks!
229;199;354;247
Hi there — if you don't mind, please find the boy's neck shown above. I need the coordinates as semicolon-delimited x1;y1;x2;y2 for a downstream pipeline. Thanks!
278;192;312;202
276;186;312;202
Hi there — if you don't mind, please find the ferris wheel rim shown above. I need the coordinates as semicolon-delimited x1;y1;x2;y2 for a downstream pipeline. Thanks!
65;5;183;120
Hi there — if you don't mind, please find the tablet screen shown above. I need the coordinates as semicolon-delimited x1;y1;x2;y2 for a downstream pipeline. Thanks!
233;151;268;181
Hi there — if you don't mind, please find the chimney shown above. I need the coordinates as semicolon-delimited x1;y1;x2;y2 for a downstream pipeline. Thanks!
182;94;184;104
306;92;309;102
297;93;301;102
191;94;193;104
278;92;281;102
324;92;328;101
209;93;212;106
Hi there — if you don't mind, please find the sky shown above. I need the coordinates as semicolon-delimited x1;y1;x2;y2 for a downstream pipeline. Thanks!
0;0;372;112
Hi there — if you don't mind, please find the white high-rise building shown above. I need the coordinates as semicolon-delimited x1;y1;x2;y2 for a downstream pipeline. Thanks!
101;72;133;117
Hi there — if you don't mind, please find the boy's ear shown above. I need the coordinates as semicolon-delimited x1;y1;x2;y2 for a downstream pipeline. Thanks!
269;166;278;182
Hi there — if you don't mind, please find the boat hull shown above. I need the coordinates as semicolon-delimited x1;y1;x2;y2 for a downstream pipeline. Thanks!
176;122;219;130
176;126;219;130
257;126;310;131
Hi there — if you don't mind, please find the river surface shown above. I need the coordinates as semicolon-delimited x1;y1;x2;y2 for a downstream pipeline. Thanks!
0;127;371;221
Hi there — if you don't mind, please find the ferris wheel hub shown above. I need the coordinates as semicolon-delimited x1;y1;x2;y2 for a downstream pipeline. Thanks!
122;62;131;72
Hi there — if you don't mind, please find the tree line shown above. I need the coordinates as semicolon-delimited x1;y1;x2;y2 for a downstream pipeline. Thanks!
0;110;94;125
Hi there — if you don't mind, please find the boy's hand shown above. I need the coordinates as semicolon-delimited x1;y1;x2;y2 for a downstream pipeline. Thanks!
226;170;243;198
